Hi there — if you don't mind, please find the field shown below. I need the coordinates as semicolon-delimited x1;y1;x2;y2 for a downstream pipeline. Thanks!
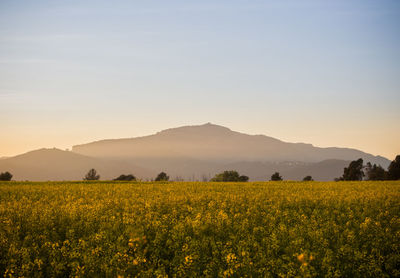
0;181;399;277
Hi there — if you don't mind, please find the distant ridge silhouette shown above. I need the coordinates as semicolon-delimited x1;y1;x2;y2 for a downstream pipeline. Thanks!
0;148;154;181
0;123;390;181
73;123;388;165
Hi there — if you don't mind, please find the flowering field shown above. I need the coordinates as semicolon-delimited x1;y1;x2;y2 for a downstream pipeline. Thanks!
0;181;399;277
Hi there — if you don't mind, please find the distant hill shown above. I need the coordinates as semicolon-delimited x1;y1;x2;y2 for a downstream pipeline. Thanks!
219;159;350;181
0;123;390;181
0;148;154;181
73;122;389;164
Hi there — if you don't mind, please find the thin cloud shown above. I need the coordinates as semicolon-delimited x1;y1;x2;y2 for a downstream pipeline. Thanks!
0;59;58;64
0;34;89;43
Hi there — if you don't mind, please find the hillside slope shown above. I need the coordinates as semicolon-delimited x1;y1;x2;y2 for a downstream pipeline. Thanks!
0;148;154;181
72;123;389;166
1;124;390;181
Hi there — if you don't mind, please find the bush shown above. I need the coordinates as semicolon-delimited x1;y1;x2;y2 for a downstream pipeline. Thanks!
211;170;249;182
114;174;136;181
303;176;313;181
155;172;169;181
270;172;282;181
0;171;12;181
84;169;100;181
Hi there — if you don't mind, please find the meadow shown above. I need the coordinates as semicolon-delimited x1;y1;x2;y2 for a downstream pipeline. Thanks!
0;181;399;277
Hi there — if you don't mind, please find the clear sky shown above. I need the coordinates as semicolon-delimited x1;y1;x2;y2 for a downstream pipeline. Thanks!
1;0;399;160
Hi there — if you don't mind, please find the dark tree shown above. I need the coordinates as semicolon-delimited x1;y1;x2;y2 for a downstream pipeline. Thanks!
387;155;400;180
303;175;313;181
270;172;282;181
365;162;387;181
155;172;169;181
340;158;364;181
84;169;100;180
210;170;248;182
114;174;136;181
0;171;12;181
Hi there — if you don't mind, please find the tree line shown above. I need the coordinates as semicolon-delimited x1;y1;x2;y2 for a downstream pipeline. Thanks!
1;155;399;182
80;155;400;182
83;170;170;182
335;155;400;181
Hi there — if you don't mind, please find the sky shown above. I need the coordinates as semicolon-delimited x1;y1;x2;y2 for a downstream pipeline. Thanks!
0;0;399;160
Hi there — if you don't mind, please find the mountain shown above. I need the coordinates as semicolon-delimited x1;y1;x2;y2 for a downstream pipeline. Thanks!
0;148;154;181
73;123;389;166
1;123;390;181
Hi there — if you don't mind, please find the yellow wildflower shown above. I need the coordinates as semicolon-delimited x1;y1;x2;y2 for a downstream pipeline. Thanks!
185;255;193;264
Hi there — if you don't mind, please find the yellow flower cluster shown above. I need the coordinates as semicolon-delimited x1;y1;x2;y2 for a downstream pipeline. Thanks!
0;180;399;277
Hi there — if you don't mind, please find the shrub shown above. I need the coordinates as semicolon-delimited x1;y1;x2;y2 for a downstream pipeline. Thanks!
270;172;282;181
155;172;169;181
211;170;249;182
84;169;100;180
303;175;313;181
0;171;12;181
114;174;136;181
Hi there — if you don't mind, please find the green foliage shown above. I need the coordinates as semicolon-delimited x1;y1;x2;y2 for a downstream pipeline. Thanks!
114;174;136;181
388;155;400;180
339;158;364;181
211;170;249;182
302;175;313;181
270;172;282;181
0;171;12;181
83;169;100;181
365;162;387;181
155;172;169;181
0;181;399;277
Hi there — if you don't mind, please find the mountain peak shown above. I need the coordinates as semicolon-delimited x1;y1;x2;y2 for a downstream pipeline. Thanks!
3;123;392;181
157;123;233;135
13;148;86;161
71;123;390;169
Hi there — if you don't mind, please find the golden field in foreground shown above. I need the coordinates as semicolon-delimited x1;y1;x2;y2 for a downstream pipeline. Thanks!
0;181;399;277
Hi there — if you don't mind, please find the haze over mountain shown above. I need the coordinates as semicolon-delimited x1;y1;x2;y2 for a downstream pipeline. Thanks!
0;123;390;181
73;123;389;164
0;148;154;181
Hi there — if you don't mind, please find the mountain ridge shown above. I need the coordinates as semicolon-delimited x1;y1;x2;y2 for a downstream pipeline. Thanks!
0;123;391;181
72;123;389;166
0;148;155;181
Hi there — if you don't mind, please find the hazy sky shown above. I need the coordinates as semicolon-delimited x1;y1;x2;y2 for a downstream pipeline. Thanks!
1;0;399;160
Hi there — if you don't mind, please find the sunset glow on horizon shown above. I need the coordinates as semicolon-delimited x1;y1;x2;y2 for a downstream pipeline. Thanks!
1;0;399;159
